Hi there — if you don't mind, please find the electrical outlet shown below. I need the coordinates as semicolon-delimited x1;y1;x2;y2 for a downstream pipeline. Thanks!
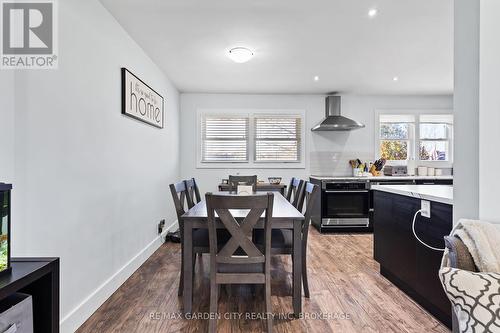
421;200;431;218
158;219;166;234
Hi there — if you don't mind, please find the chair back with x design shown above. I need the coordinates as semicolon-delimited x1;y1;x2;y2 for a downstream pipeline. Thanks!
206;193;274;267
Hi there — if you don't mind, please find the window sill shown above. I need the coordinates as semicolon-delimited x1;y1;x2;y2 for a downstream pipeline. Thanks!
196;162;306;169
384;160;453;168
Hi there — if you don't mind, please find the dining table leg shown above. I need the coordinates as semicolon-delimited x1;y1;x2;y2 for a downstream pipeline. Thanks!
183;221;193;314
293;219;302;317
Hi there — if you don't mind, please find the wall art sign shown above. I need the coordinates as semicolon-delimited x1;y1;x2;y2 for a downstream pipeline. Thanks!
121;68;164;128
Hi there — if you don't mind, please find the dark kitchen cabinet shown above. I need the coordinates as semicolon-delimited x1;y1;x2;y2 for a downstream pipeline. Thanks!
373;190;452;328
415;179;453;185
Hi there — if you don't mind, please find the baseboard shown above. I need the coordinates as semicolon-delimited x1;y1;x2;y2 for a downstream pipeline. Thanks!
60;220;178;333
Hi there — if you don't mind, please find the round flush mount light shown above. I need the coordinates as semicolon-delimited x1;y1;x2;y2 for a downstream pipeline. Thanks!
228;47;254;63
368;8;378;18
393;76;399;81
313;75;320;82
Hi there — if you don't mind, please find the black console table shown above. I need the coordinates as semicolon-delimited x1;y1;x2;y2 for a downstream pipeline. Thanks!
0;258;60;333
218;183;287;195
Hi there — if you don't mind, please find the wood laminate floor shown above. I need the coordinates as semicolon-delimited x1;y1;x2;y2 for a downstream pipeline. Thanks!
77;230;449;333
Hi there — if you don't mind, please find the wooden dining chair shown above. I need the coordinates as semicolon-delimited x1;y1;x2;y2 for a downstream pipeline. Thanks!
205;192;274;333
170;180;210;296
286;177;305;209
228;175;257;193
185;178;201;208
255;182;319;298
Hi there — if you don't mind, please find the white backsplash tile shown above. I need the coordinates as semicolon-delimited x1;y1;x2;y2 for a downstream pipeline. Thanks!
309;151;374;176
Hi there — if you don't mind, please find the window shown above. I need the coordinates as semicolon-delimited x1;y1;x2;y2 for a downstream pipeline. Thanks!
377;113;453;163
201;115;249;162
379;115;415;161
254;115;302;162
198;110;305;168
419;115;453;161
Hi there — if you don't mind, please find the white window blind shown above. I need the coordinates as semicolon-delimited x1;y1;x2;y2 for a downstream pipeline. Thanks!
201;115;249;162
254;115;301;162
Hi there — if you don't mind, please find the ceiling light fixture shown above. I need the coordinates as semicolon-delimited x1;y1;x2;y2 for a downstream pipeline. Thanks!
314;76;320;81
393;76;399;81
227;47;254;63
368;8;378;18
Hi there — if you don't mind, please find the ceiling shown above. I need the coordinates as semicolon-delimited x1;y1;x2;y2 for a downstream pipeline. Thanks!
99;0;453;94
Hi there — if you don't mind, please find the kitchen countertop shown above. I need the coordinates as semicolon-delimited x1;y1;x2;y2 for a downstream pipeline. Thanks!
310;175;453;181
371;184;453;205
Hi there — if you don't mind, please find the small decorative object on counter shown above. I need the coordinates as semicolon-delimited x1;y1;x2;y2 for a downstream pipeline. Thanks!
268;177;282;185
350;159;370;177
352;168;363;177
351;158;388;177
237;185;253;195
370;158;386;176
427;167;435;176
418;166;428;176
369;165;381;176
0;183;12;276
383;165;408;176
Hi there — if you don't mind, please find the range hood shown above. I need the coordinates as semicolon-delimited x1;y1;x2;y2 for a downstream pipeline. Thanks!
311;96;365;131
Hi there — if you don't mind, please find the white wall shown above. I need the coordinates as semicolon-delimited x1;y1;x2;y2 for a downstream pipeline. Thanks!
0;71;15;183
11;0;180;331
453;0;480;224
180;93;452;194
479;0;500;222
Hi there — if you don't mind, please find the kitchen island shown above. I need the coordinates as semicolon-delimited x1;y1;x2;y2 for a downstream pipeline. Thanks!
371;184;452;328
371;184;452;204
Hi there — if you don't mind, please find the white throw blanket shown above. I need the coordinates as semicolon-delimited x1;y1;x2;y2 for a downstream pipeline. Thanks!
441;219;500;273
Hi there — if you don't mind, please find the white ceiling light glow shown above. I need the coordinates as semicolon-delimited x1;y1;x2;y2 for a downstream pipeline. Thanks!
368;8;378;18
314;76;320;81
228;47;254;63
393;76;399;81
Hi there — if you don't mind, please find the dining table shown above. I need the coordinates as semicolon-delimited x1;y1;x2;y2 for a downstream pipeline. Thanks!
181;191;305;317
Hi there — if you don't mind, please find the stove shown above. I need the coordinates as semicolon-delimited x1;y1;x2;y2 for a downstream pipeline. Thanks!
309;177;372;232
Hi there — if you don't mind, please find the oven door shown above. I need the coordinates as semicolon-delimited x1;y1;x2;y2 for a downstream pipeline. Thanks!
322;189;370;226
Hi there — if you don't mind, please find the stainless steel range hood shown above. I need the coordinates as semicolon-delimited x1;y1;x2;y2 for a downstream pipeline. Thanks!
311;96;365;131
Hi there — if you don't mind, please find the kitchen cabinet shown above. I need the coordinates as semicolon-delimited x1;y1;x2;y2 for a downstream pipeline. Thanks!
415;179;453;185
310;176;453;233
373;190;452;328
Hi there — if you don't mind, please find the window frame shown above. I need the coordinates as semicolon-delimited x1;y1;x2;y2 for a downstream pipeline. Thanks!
379;120;415;163
374;109;454;167
200;113;250;164
418;118;453;162
253;114;302;163
197;109;306;169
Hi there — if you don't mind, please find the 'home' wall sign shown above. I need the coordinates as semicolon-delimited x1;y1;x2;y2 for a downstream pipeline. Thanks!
121;68;164;128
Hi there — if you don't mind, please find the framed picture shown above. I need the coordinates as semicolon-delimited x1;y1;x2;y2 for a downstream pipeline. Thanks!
121;68;164;128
